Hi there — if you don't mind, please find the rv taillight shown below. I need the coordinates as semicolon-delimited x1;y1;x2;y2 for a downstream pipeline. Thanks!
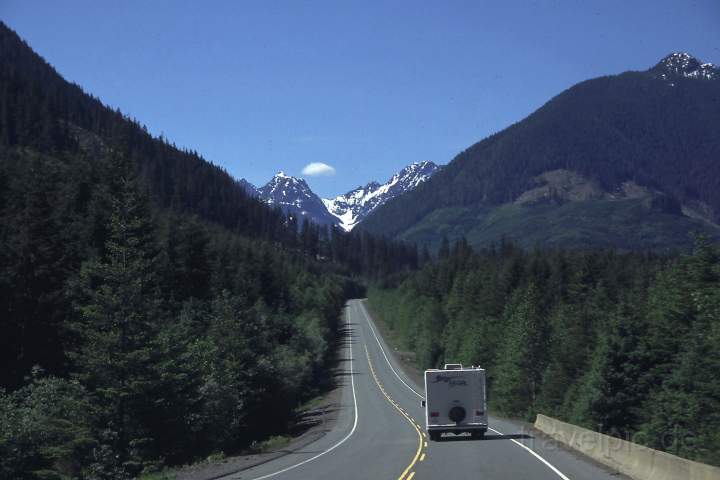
430;412;439;418
476;410;483;416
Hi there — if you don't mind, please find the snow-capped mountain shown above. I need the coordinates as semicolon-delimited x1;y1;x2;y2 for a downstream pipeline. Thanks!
323;161;440;231
651;52;717;81
253;162;440;230
257;172;338;226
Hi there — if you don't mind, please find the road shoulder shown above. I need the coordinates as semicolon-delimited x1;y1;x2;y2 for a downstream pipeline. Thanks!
170;311;355;480
171;383;343;480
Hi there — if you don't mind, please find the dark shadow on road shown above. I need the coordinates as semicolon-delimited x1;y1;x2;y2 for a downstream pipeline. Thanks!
436;433;534;442
273;449;324;455
335;356;356;362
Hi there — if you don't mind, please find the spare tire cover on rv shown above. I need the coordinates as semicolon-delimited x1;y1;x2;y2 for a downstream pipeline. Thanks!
449;406;466;423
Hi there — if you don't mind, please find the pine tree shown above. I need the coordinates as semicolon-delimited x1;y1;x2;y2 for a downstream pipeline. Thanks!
570;298;648;435
67;160;163;476
0;154;68;388
536;303;592;415
493;283;548;417
637;237;720;464
438;236;450;259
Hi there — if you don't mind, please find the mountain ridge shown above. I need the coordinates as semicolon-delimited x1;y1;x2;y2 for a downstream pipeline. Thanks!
245;161;439;229
651;52;718;81
256;171;339;226
323;161;439;230
360;52;720;250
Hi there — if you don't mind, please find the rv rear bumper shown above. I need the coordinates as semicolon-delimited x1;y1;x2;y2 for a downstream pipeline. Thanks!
428;423;488;432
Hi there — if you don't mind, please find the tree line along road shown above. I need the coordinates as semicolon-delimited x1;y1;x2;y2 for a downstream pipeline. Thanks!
221;299;626;480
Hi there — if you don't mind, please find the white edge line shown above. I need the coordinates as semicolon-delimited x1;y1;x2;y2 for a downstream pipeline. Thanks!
487;427;571;480
246;306;359;480
359;300;571;480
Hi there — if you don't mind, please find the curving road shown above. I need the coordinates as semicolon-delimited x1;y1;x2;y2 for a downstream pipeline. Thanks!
223;300;624;480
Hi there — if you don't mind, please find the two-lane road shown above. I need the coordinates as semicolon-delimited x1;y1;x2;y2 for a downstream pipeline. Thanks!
224;300;624;480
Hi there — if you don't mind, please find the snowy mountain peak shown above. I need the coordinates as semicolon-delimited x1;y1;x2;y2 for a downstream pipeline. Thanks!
252;161;440;229
324;161;440;231
652;52;717;80
269;171;307;185
392;161;439;188
257;171;337;226
259;173;312;205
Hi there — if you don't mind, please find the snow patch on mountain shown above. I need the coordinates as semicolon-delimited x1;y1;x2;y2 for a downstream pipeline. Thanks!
252;162;440;229
258;171;338;226
652;52;717;81
323;161;440;231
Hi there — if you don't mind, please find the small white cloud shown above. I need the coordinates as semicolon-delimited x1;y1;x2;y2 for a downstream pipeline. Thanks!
302;162;336;176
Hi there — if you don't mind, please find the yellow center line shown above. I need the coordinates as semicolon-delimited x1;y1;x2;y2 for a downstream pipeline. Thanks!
365;345;424;480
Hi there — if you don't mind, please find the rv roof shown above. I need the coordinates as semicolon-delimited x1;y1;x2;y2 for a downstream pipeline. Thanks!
426;366;485;373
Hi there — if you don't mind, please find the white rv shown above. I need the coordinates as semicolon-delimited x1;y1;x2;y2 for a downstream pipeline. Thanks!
422;364;487;441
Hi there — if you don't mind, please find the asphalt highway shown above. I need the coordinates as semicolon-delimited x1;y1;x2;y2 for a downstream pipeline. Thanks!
223;299;624;480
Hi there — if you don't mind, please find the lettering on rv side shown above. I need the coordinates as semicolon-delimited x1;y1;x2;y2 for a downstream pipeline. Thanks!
431;374;467;387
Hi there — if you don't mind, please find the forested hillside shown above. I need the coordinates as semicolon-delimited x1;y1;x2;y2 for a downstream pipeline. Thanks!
0;22;418;479
3;16;719;480
361;53;720;249
369;237;720;466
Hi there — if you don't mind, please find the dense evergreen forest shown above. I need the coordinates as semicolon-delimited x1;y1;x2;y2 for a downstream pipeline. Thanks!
369;236;720;466
3;18;719;480
0;22;418;479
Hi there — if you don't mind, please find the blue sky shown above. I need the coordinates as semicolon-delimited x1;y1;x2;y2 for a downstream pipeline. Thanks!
2;1;718;197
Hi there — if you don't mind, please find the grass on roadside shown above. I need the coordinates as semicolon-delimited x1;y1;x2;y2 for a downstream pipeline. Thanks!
250;435;292;454
296;394;326;412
